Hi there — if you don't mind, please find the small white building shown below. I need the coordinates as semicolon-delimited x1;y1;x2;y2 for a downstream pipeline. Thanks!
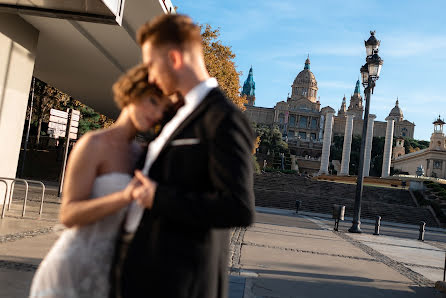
392;116;446;179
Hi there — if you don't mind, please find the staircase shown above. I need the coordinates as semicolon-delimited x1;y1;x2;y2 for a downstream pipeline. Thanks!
254;173;438;227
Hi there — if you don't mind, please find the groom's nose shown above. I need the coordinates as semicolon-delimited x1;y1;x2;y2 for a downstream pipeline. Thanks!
148;74;155;84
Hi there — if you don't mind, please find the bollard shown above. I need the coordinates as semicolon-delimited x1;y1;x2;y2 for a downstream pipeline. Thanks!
444;252;446;282
418;221;426;241
332;205;345;231
373;216;381;235
295;200;301;214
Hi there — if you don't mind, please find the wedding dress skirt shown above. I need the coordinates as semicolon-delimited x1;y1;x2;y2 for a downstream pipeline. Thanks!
30;172;132;298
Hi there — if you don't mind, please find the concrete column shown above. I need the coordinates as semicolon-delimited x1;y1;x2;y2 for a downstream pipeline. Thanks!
0;13;39;204
319;112;334;175
381;117;395;177
339;112;355;175
318;115;324;141
363;114;376;177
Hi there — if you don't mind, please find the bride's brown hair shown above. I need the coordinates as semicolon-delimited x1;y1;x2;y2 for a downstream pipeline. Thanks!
112;64;163;109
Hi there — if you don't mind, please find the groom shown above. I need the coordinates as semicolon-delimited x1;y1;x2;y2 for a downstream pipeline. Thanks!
118;14;255;298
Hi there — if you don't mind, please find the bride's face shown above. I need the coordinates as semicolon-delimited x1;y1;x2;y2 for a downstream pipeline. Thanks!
127;95;167;132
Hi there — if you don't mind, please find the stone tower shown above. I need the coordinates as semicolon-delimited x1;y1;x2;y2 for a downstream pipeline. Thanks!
290;56;318;103
393;137;405;159
347;79;363;119
430;116;446;150
338;95;347;117
242;66;256;106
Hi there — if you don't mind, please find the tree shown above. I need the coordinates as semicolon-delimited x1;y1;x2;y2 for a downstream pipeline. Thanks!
254;124;288;154
29;77;115;139
29;78;63;144
201;24;247;110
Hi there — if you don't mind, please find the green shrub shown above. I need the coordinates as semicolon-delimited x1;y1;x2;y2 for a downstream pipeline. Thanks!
252;155;261;174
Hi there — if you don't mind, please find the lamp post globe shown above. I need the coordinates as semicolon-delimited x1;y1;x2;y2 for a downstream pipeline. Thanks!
365;31;380;57
367;52;384;80
360;63;369;87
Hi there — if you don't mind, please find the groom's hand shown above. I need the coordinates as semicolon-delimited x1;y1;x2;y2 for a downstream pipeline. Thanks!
132;170;157;209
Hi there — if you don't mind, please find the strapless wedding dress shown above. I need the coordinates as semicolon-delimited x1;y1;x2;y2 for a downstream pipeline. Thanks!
30;172;132;298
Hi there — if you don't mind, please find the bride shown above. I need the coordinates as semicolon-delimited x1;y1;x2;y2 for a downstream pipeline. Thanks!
30;65;170;298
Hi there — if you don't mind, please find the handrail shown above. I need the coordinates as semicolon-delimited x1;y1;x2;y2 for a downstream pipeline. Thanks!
0;177;46;218
0;179;8;218
0;177;30;217
23;179;45;217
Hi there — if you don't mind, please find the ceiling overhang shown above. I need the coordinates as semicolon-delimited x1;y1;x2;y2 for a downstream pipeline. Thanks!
0;0;176;118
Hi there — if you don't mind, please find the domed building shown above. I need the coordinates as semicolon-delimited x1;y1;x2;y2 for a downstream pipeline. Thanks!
243;55;416;175
244;57;331;173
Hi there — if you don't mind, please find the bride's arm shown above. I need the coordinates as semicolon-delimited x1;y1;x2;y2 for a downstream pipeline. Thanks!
59;133;135;228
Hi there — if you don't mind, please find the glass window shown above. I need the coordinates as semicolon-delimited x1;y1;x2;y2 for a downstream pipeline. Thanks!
311;119;317;129
299;116;307;128
299;132;306;139
433;160;443;169
310;133;316;140
289;115;296;126
278;113;284;124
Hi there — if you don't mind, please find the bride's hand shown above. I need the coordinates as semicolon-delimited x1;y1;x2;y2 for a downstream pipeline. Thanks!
121;178;140;204
132;170;157;209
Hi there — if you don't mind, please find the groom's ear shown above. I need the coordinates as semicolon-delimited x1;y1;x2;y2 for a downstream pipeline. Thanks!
167;48;183;70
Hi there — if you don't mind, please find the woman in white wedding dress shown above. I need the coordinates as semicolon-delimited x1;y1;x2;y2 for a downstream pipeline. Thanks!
29;65;170;298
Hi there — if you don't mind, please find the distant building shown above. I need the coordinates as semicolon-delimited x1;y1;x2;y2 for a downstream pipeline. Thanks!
392;116;446;179
243;56;416;175
242;66;256;106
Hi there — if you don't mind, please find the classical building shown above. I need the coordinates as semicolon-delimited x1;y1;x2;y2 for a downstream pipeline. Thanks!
392;117;446;179
333;84;415;139
243;56;416;175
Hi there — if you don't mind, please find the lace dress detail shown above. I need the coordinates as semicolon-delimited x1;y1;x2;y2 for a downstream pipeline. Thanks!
30;173;132;298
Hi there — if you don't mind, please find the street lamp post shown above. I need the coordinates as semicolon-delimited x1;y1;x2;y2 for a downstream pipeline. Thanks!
349;31;383;233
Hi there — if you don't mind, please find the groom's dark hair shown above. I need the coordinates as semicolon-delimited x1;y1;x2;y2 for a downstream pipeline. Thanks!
137;14;202;49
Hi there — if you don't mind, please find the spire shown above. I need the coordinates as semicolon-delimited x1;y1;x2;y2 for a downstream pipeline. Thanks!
242;66;255;97
395;98;399;106
304;55;310;70
354;79;361;94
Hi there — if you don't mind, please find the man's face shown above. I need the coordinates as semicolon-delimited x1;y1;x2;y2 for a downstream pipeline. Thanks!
142;41;178;96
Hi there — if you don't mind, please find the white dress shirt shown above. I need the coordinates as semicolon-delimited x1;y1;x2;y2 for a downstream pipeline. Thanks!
124;78;219;232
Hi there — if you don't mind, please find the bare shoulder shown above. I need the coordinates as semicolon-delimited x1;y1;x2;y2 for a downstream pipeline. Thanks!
73;130;106;153
69;129;111;166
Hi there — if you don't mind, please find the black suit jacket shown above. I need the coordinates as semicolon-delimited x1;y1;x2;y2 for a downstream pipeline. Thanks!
121;88;255;298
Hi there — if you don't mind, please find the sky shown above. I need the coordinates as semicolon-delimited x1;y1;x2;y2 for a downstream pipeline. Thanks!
178;0;446;141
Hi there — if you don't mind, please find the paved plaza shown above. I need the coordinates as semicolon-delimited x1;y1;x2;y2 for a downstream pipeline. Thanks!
0;199;446;297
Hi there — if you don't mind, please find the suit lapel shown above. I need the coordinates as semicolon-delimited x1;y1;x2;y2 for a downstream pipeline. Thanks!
150;88;220;171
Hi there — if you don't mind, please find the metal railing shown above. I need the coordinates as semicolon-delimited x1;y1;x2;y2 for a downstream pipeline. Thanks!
0;177;46;218
0;179;9;218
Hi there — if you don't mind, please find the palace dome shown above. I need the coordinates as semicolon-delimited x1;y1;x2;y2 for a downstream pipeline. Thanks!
389;99;403;118
293;57;317;87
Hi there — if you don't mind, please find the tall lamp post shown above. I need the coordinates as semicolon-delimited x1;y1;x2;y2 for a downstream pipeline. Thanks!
349;31;383;233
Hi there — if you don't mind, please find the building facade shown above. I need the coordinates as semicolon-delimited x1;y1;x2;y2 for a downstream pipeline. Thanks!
392;117;446;179
244;57;416;160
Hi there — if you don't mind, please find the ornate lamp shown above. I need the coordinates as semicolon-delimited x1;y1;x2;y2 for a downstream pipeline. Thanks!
349;31;384;234
364;31;380;57
366;52;384;80
360;63;369;88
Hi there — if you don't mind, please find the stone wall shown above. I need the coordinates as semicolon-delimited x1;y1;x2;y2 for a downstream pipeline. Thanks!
244;106;274;125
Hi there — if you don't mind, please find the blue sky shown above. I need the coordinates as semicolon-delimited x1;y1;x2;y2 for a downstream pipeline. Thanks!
178;0;446;141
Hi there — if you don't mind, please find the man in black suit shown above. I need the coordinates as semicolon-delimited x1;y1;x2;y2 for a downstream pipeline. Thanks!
117;14;255;298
